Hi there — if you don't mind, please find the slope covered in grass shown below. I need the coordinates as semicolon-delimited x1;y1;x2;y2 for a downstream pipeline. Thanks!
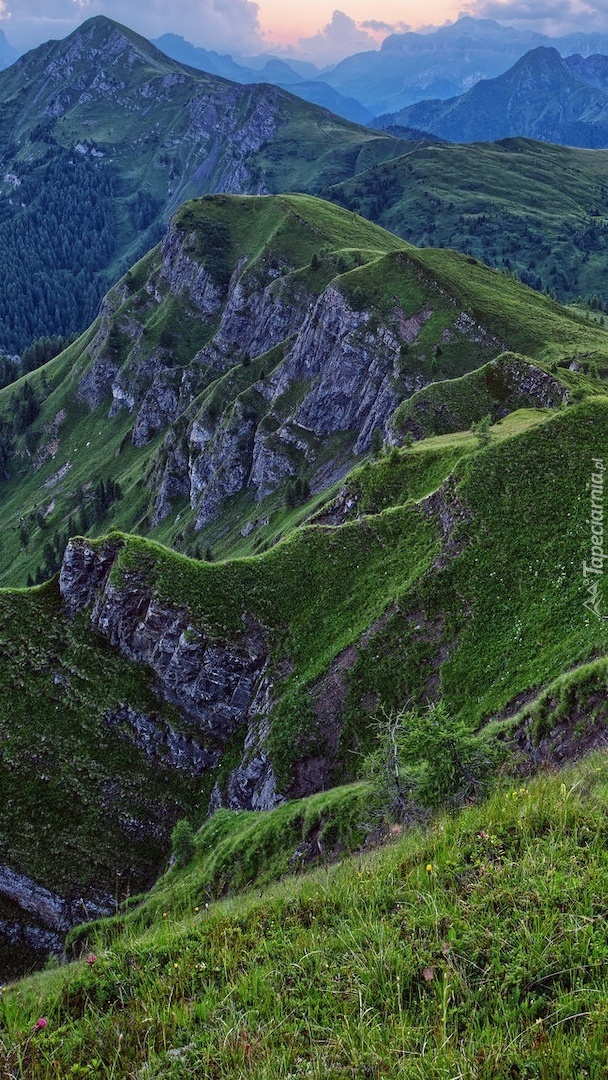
79;395;608;776
1;193;606;588
0;393;604;973
326;137;608;304
4;755;608;1077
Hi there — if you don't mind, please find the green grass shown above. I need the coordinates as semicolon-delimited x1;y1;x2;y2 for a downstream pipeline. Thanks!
1;387;605;978
5;754;608;1076
326;138;608;305
391;353;566;440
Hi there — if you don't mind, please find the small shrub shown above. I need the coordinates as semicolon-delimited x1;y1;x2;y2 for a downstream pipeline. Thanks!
362;702;497;820
471;414;493;447
171;819;196;868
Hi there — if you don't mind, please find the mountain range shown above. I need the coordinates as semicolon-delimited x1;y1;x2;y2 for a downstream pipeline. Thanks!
1;188;607;979
152;34;372;124
154;17;608;123
5;14;608;362
377;46;608;147
5;16;608;123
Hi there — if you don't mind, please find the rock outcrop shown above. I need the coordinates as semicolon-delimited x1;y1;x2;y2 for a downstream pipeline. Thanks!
0;864;116;975
59;537;283;814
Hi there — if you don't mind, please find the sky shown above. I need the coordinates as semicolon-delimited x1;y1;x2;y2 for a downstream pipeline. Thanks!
2;0;608;64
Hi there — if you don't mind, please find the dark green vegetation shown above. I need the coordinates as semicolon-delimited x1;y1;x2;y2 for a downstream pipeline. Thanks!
324;138;608;305
0;16;405;354
0;582;224;980
5;757;608;1076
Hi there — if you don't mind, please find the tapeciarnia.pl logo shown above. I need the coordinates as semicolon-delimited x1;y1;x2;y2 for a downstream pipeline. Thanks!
583;458;608;620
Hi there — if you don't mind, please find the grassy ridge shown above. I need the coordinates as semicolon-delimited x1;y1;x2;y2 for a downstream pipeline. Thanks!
1;395;605;901
4;755;608;1076
6;192;605;586
88;397;608;784
326;138;608;305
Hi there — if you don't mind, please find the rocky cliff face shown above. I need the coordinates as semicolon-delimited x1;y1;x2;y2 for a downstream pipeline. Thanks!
81;215;508;534
59;537;283;815
60;538;270;744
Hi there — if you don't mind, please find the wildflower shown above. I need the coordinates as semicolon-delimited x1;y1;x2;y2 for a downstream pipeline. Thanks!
85;954;97;966
174;962;179;969
426;863;433;874
163;912;168;918
477;831;489;841
33;1018;47;1031
194;906;199;912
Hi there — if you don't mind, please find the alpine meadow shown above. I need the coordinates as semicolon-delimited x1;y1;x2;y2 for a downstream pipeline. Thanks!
2;12;608;1080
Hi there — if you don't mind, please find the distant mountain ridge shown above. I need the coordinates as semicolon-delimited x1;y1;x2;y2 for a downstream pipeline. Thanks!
153;32;371;122
318;16;608;116
375;46;608;148
155;17;608;123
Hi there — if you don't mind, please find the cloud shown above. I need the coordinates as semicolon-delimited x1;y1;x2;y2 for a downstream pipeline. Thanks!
360;19;399;33
463;0;608;34
4;0;267;54
295;10;380;65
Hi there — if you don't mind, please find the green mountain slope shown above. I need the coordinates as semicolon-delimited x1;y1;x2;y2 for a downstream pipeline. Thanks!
2;388;608;975
1;193;608;978
324;137;608;304
0;193;604;588
0;17;403;354
4;752;608;1075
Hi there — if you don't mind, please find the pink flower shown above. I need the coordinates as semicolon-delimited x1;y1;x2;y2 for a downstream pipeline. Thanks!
85;954;97;966
33;1018;47;1031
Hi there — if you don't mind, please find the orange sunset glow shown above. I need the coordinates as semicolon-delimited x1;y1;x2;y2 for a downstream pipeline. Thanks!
257;0;465;46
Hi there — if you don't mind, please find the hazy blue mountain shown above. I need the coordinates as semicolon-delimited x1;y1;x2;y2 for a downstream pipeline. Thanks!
153;33;369;121
317;16;608;116
374;47;608;148
566;53;608;90
152;33;256;81
0;28;17;70
153;34;319;87
236;53;320;78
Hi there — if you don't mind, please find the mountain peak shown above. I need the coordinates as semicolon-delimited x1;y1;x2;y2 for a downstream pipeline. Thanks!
65;15;175;62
